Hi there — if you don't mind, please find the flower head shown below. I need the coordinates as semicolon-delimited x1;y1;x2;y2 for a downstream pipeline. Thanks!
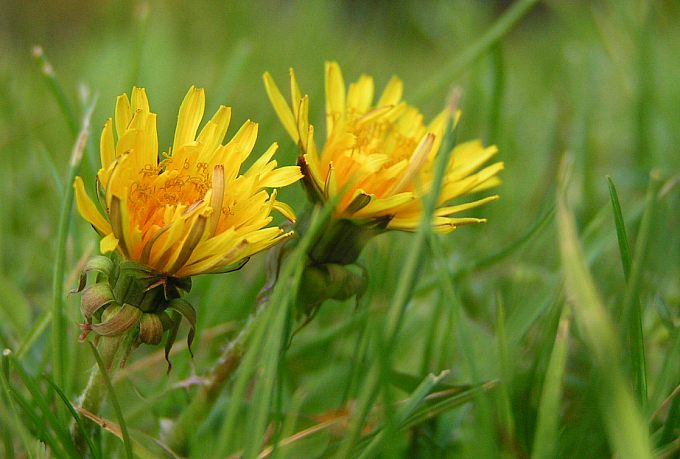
74;86;302;278
264;62;503;233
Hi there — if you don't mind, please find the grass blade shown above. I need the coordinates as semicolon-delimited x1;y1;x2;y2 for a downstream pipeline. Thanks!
620;172;662;408
531;310;570;459
88;342;134;459
357;371;449;459
8;354;80;458
31;46;79;137
50;98;96;392
1;350;38;459
44;377;100;459
607;176;633;279
557;160;653;459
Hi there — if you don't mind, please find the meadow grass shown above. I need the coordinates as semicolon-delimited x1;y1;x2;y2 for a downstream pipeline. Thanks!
0;0;679;457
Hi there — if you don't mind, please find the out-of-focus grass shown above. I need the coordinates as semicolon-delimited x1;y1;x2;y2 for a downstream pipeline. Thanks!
1;0;679;457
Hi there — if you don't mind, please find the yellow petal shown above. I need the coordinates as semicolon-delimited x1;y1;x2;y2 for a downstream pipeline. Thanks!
387;133;435;195
325;61;346;139
272;200;296;222
290;68;302;120
259;166;303;188
435;195;499;216
100;118;115;170
100;233;119;254
197;105;232;160
173;86;205;150
73;176;112;236
223;120;258;165
115;93;131;140
377;76;403;107
263;72;299;142
130;87;150;113
347;74;374;115
247;142;279;174
351;192;415;218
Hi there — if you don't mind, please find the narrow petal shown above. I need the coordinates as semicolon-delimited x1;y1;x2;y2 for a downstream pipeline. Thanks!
435;195;499;217
165;213;208;275
173;86;205;150
377;76;403;107
197;105;232;160
207;165;225;237
263;72;299;142
387;133;435;195
115;93;131;140
351;192;415;218
100;118;115;170
131;87;150;113
272;200;296;222
347;75;374;115
73;176;112;236
259;166;303;188
100;233;119;254
325;61;346;138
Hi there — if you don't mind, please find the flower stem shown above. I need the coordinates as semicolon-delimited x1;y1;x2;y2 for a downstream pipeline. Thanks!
72;332;133;456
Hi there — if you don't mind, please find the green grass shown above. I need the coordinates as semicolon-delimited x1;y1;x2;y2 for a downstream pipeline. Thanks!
1;0;679;457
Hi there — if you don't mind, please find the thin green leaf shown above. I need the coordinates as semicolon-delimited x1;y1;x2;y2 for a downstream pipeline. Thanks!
9;354;80;458
557;159;653;459
607;176;633;279
44;377;100;459
88;342;134;459
1;350;37;459
15;309;52;360
31;46;79;137
531;310;570;459
620;172;662;409
399;380;498;430
51;97;96;392
357;371;449;459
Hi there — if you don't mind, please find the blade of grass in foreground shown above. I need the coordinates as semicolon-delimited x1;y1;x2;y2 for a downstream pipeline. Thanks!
216;198;343;458
607;177;633;279
619;173;662;409
557;162;652;459
88;342;134;459
357;371;450;459
1;350;39;459
8;354;80;458
531;310;570;459
495;295;516;442
50;97;96;392
31;46;79;137
45;377;100;459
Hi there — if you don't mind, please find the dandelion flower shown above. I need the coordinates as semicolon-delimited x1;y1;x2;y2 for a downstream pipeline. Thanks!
74;86;302;278
264;61;503;234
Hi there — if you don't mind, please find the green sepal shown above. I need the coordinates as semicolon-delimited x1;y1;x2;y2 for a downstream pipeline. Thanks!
167;298;197;356
80;282;115;321
203;257;250;275
297;262;368;316
164;311;182;373
138;313;164;345
73;255;114;293
345;191;374;214
303;215;389;265
89;303;142;337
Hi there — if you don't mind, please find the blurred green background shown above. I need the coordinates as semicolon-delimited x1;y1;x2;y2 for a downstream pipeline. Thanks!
0;0;679;457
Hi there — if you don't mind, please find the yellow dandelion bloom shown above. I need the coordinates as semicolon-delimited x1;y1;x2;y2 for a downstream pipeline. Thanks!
74;86;302;278
264;62;503;233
